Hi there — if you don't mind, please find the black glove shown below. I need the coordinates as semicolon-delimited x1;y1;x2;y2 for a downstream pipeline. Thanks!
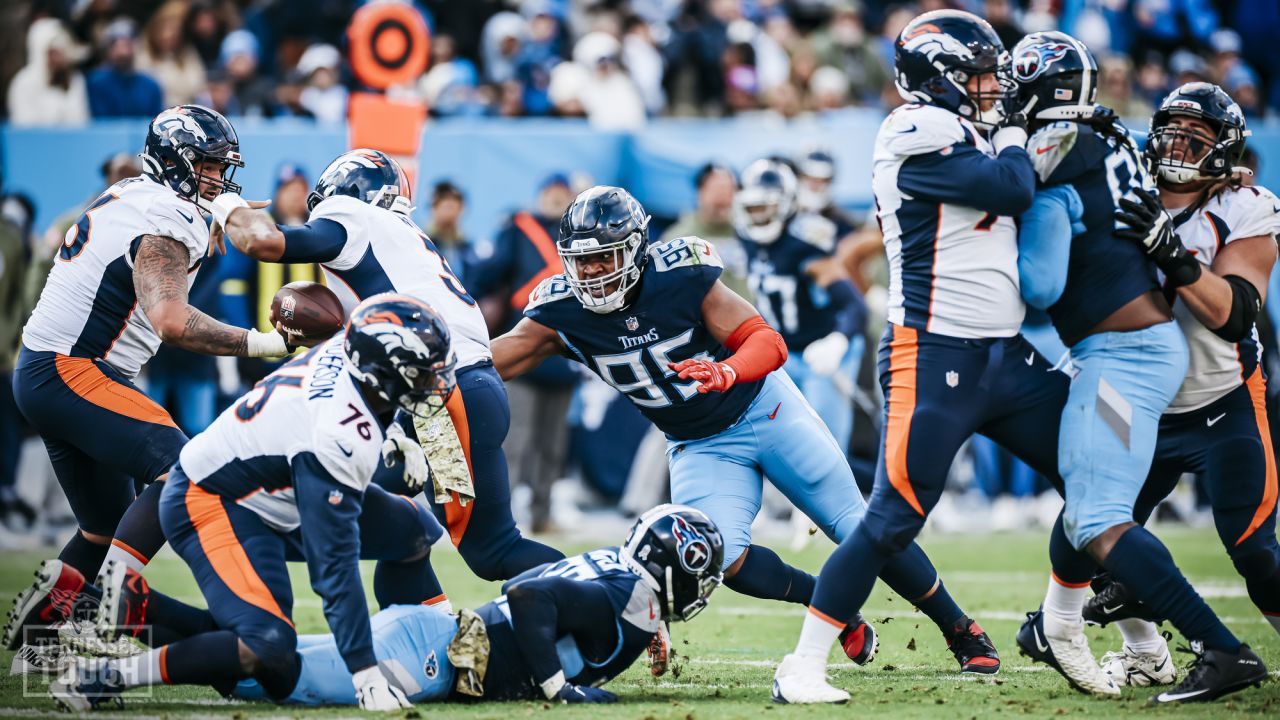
997;110;1029;134
1115;188;1202;287
555;683;618;704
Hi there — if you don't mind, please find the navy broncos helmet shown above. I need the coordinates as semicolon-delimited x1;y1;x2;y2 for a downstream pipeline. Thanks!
733;158;797;244
1147;82;1249;186
141;105;243;206
558;185;651;314
1011;32;1102;123
345;294;456;417
894;10;1012;128
308;149;414;215
620;504;724;623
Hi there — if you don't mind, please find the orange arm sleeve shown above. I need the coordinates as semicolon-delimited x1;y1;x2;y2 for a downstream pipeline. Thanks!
722;316;788;382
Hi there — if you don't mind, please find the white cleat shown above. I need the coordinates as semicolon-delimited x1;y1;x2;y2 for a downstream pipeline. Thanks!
1046;627;1121;697
771;653;850;704
1101;642;1177;687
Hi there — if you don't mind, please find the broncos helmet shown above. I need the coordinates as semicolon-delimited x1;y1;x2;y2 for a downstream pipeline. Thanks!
308;149;414;215
558;185;651;314
344;294;456;417
894;10;1012;128
1147;82;1249;186
733;158;797;244
141;105;243;208
1011;32;1103;124
795;147;836;213
619;504;724;623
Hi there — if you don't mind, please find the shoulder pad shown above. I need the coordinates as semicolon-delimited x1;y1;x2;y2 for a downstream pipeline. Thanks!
619;575;662;634
648;236;724;272
879;104;967;157
1221;184;1280;242
788;213;838;253
525;274;575;311
1028;123;1080;183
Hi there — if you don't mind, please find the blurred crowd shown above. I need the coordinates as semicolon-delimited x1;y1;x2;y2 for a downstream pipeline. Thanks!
5;0;1280;128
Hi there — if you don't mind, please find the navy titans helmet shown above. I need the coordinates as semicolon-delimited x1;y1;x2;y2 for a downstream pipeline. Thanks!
619;504;724;623
558;185;651;314
141;105;243;206
733;158;797;244
1011;32;1103;124
894;10;1012;128
308;149;414;215
1147;83;1249;186
344;294;456;417
795;146;836;212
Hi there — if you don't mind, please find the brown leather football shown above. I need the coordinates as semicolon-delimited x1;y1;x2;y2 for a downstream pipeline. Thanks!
270;281;345;340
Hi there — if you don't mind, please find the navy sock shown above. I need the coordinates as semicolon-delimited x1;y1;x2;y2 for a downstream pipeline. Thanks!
112;482;168;565
161;630;247;693
1104;526;1240;651
723;545;816;604
58;532;109;578
144;590;217;646
1050;512;1096;585
374;554;445;607
1230;541;1280;616
878;542;964;629
810;525;887;624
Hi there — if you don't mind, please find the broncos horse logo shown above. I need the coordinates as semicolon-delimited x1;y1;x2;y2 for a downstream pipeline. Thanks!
900;26;975;65
1013;42;1072;82
152;108;209;142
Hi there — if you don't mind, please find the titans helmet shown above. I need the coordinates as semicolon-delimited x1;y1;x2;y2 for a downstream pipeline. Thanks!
308;149;414;215
894;10;1012;128
1011;32;1103;123
1147;82;1249;186
557;185;651;314
733;158;797;244
795;147;837;213
344;294;456;417
141;105;243;208
619;504;724;623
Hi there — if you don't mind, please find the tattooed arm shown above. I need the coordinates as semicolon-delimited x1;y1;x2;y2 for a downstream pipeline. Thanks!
133;234;287;357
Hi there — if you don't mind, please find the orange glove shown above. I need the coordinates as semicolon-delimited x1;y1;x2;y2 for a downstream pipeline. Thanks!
669;358;738;393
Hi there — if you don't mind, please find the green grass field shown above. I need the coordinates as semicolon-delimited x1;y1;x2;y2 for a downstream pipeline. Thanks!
1;527;1277;718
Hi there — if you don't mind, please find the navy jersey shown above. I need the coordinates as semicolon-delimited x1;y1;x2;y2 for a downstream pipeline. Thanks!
524;236;764;440
475;547;660;701
1027;122;1160;347
740;213;841;352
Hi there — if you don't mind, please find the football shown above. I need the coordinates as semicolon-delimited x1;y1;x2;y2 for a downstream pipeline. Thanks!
270;281;346;341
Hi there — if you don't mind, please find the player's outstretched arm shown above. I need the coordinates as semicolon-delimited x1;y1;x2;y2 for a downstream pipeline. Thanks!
211;195;348;265
133;234;288;357
1179;235;1275;340
491;317;566;381
505;575;619;704
669;282;788;393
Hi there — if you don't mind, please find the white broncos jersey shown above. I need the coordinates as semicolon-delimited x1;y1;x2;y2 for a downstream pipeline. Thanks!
22;176;209;378
178;337;384;532
871;103;1025;338
1166;184;1280;413
309;195;491;370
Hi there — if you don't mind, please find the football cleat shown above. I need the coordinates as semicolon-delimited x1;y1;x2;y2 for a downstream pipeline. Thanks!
1100;636;1177;687
771;653;850;704
3;560;87;650
49;658;126;712
1152;642;1268;704
838;615;878;666
1016;609;1119;696
648;621;671;677
94;561;150;642
59;621;141;659
10;642;70;677
946;616;1000;674
1083;574;1160;626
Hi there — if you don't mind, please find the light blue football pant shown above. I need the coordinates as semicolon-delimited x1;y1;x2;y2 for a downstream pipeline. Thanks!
782;334;865;453
1059;322;1188;549
667;371;866;569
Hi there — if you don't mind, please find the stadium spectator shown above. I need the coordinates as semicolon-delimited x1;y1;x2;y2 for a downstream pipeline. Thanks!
7;18;89;126
983;0;1024;51
514;2;562;116
1096;55;1153;119
186;0;236;69
622;14;665;115
297;43;347;123
137;0;207;106
661;163;750;300
145;256;223;435
0;194;34;534
218;29;273;117
568;32;646;129
809;65;850;111
425;181;471;276
808;1;890;106
481;11;527;85
42;153;141;253
1130;0;1218;58
86;19;165;118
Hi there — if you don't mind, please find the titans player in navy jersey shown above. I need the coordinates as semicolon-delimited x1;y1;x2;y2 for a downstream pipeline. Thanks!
734;158;867;454
492;186;999;678
1007;36;1267;703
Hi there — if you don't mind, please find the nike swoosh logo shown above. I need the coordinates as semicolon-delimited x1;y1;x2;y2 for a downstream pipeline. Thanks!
177;209;194;224
1102;604;1124;615
1036;144;1058;155
898;124;917;134
768;402;781;420
1025;352;1035;366
1207;413;1226;427
1033;624;1049;653
1158;688;1211;702
336;442;354;457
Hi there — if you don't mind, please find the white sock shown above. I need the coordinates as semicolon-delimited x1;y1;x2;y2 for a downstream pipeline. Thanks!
1266;613;1280;638
1042;574;1087;637
1117;618;1165;655
104;541;147;574
794;607;843;660
425;595;453;616
113;648;165;688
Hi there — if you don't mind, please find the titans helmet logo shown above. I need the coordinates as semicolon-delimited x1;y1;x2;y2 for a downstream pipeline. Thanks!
1013;43;1072;83
671;516;712;574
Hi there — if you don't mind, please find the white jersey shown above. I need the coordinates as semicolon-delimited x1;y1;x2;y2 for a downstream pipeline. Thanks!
178;337;383;532
872;103;1024;338
309;195;491;369
21;176;209;378
1165;185;1280;413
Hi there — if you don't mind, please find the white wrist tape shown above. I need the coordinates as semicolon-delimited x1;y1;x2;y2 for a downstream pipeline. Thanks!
540;670;567;699
246;329;288;357
992;125;1028;154
210;193;249;228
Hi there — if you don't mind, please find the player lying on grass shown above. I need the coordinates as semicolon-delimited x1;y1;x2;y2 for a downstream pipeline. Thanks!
48;295;455;712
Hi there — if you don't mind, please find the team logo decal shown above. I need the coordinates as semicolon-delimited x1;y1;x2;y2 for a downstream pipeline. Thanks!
1013;43;1072;82
153;108;208;141
900;28;974;64
424;650;439;679
671;516;712;574
625;316;639;332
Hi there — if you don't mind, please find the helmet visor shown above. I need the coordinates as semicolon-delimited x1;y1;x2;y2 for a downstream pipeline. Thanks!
397;355;457;417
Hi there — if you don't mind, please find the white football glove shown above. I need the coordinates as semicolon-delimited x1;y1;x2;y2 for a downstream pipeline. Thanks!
382;423;429;491
353;665;411;711
802;331;850;377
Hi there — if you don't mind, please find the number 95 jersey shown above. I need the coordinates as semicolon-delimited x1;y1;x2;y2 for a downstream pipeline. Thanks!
524;236;764;440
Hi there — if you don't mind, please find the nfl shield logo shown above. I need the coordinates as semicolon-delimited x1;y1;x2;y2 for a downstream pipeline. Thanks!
625;316;639;332
328;489;343;505
945;371;959;388
280;294;297;321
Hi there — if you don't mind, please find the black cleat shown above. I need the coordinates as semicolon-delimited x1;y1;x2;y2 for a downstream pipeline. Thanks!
1152;642;1269;704
947;615;1000;674
1083;573;1160;627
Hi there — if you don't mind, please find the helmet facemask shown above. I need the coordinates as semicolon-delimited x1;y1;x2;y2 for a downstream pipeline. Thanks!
948;59;1015;129
1150;115;1244;186
559;230;646;314
733;165;796;244
392;352;457;418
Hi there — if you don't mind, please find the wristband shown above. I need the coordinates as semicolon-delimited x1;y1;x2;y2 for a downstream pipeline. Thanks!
540;670;567;700
246;328;288;357
210;193;249;228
